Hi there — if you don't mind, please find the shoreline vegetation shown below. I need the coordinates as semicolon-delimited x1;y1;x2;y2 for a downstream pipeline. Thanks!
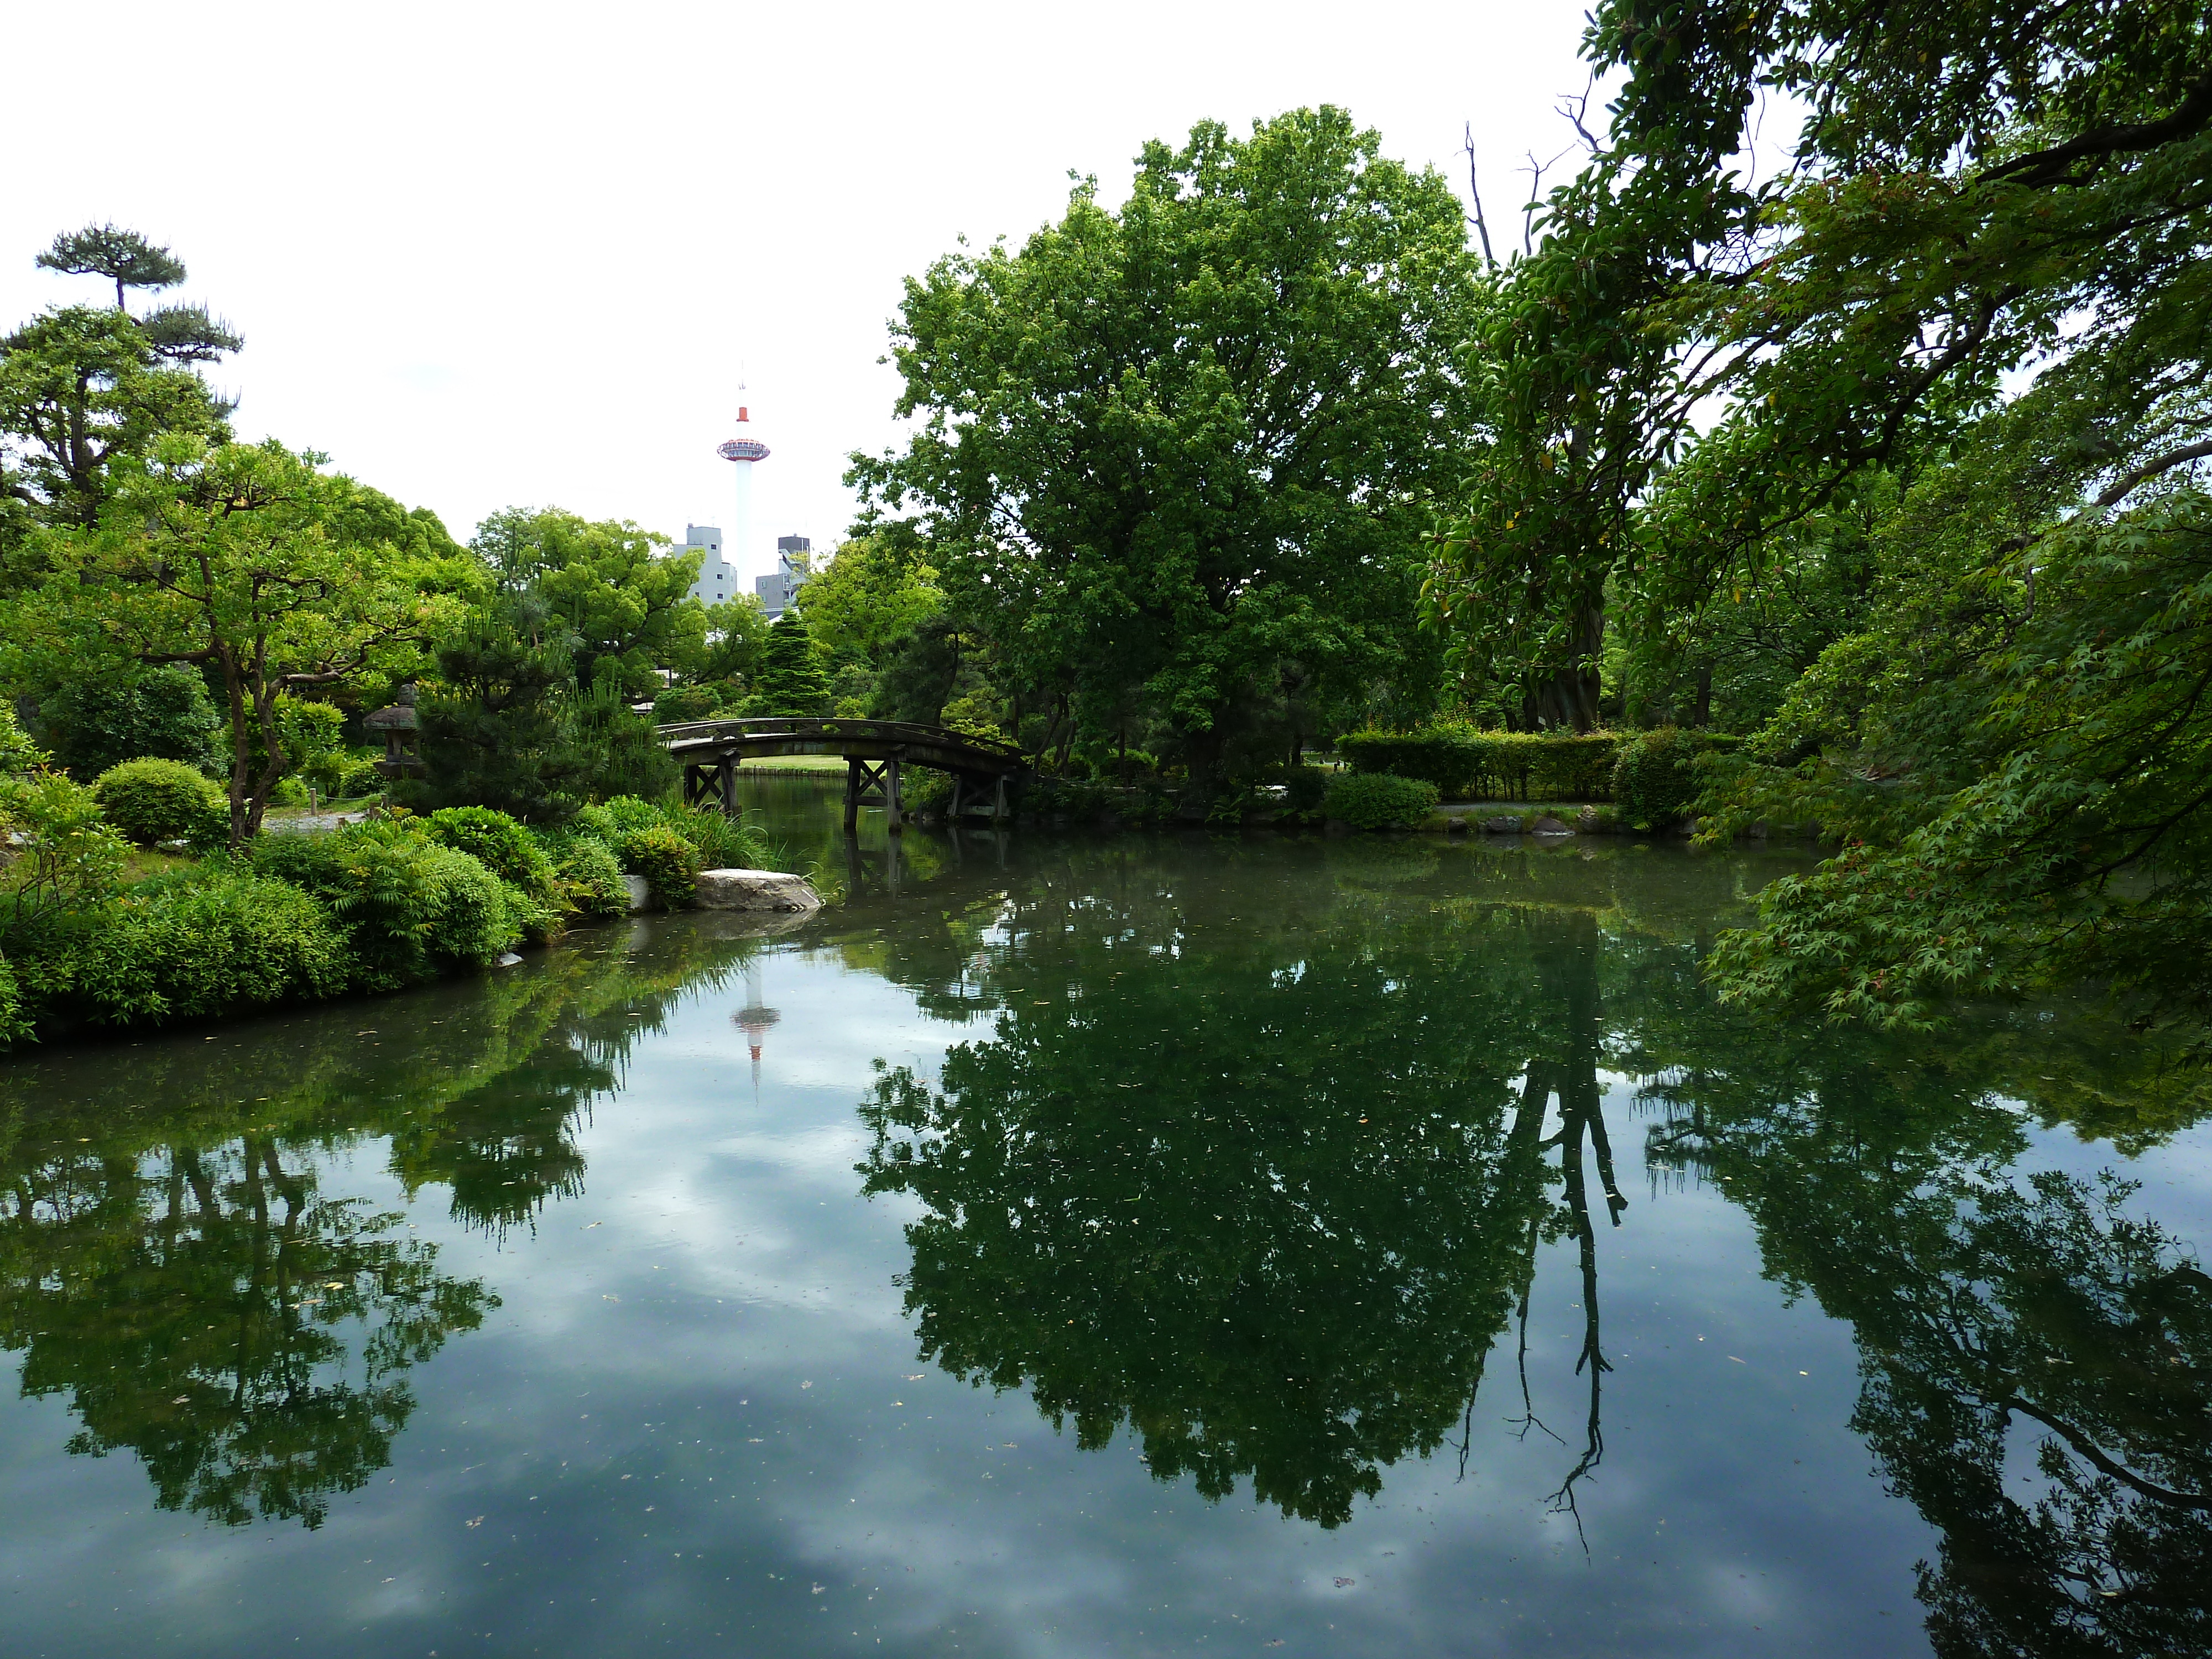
0;727;796;1049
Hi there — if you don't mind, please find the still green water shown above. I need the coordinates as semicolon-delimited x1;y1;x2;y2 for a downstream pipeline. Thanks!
3;779;2208;1658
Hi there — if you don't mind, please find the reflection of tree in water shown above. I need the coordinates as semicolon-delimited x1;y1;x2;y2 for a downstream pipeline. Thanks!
859;862;1627;1526
0;1132;491;1527
0;918;763;1526
1506;913;1627;1533
1634;1004;2212;1658
860;835;2212;1647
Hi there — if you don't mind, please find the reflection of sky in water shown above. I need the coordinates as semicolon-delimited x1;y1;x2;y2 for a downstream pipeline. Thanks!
1;822;2204;1658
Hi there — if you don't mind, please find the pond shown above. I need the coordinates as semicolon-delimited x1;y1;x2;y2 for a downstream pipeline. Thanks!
3;779;2207;1658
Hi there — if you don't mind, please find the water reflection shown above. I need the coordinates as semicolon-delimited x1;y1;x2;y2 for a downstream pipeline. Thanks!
0;815;2206;1658
1632;1013;2212;1656
0;1131;491;1528
851;837;2212;1646
855;849;1664;1527
0;919;765;1527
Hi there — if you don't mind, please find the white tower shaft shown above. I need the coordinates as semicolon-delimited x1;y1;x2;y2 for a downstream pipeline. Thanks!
729;457;754;580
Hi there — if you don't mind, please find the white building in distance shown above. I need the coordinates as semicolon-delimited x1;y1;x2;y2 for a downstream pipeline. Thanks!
757;535;812;619
676;525;739;607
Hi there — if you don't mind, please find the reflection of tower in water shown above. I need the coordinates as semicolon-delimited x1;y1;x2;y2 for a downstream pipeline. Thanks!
732;961;781;1095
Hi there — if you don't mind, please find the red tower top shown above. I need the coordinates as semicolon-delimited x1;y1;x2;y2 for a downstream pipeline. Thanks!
717;402;770;463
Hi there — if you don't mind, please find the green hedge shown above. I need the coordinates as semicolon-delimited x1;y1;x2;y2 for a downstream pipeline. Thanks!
1337;726;1741;805
545;833;630;917
619;826;699;911
1322;772;1439;830
1338;727;1619;801
425;806;560;901
1335;729;1489;796
338;755;388;797
572;795;770;873
0;775;790;1046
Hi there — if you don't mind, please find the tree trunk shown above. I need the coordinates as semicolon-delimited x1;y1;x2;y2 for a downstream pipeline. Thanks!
1519;594;1604;732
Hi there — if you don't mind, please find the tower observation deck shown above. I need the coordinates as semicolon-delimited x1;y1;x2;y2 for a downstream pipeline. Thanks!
715;406;770;589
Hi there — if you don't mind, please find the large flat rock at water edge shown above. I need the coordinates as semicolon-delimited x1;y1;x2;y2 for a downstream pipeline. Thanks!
695;868;823;912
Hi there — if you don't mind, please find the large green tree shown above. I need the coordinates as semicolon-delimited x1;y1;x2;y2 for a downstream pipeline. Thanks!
408;508;698;814
0;305;235;541
3;228;242;550
854;107;1480;781
25;439;449;844
794;528;944;665
1427;0;2212;1019
1654;1;2212;1025
411;591;589;821
470;507;704;697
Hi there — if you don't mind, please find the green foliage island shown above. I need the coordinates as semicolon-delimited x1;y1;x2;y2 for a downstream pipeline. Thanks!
2;0;2209;1048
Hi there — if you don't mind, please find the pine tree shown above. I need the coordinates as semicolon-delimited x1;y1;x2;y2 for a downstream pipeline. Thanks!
745;612;832;717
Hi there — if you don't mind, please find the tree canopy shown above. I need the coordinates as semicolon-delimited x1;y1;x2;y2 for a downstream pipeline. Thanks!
1410;0;2212;1025
24;439;450;843
854;107;1481;780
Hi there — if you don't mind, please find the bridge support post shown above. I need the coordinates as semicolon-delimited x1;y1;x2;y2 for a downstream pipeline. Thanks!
843;755;905;833
718;758;737;817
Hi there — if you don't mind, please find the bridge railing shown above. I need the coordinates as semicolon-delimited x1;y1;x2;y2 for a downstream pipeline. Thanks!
654;716;1027;765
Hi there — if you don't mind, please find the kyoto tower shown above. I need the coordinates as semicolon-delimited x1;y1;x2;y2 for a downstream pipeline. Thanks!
714;404;771;578
731;961;780;1098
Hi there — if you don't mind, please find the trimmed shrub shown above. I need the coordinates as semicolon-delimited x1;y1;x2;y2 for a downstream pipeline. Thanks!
338;755;389;799
425;807;560;901
74;866;349;1025
652;684;727;724
619;826;697;910
1611;728;1743;830
571;795;663;844
1485;732;1619;801
91;758;228;847
1337;728;1484;796
546;833;630;917
1323;772;1439;830
1281;765;1329;818
1613;727;1698;828
253;818;522;990
1;770;128;929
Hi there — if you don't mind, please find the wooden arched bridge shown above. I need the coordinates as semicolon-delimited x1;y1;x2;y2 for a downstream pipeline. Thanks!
657;717;1029;832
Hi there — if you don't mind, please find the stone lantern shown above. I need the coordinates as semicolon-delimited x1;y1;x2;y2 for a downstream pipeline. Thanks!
364;682;426;779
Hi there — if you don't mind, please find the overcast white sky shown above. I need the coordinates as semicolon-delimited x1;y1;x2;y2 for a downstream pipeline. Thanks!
3;1;1601;585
